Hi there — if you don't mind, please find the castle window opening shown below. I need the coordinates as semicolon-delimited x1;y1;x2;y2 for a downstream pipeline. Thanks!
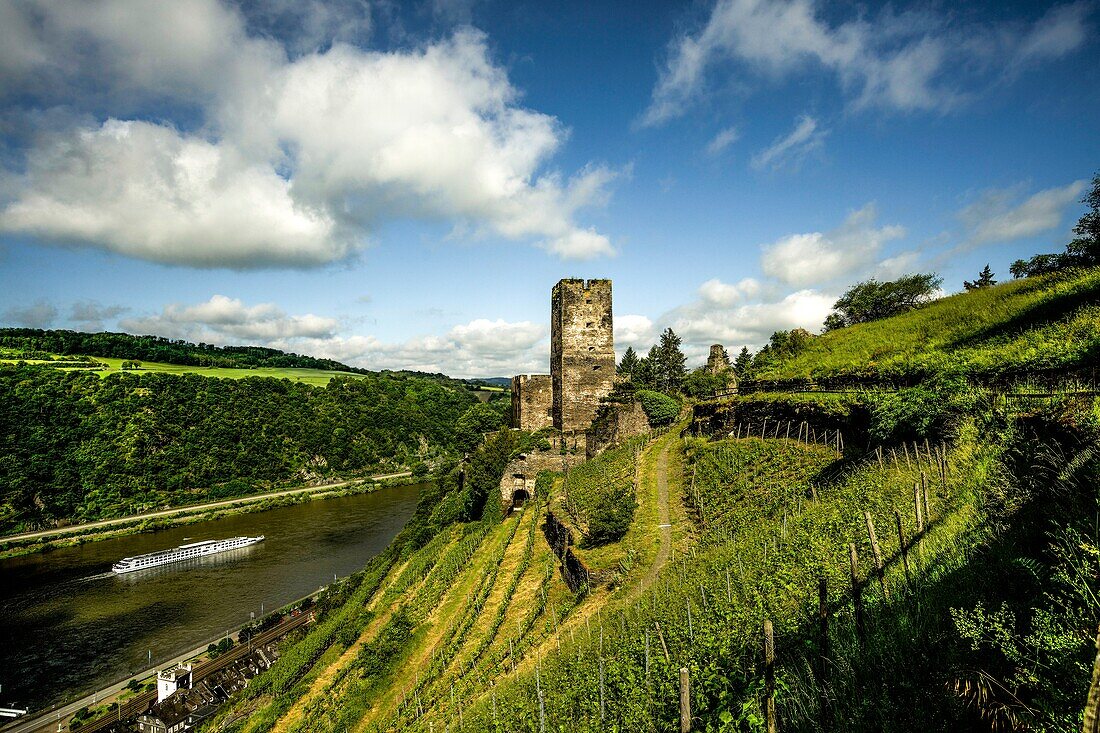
586;322;593;328
511;488;530;508
593;365;602;371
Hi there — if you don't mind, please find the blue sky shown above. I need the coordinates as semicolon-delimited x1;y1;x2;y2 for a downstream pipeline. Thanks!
0;0;1097;377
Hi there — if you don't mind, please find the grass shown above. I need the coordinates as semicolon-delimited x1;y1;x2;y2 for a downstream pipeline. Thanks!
752;267;1100;383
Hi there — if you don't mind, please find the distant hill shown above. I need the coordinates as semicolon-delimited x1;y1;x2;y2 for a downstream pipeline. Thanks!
470;377;512;387
0;328;359;371
0;328;486;388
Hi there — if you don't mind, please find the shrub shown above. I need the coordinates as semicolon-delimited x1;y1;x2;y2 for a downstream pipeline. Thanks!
637;389;681;426
563;440;639;545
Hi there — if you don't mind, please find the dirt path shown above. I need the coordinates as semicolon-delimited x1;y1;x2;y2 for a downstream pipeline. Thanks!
629;436;674;601
5;472;413;542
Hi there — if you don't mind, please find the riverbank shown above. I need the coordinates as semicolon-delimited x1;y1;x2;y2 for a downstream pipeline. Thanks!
0;471;416;560
1;592;320;733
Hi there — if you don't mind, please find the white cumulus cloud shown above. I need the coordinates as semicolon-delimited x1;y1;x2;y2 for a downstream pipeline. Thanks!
1;121;344;269
614;314;657;355
760;203;906;286
120;295;339;343
0;4;619;267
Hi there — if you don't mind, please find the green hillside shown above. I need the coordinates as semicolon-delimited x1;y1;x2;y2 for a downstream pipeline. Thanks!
194;271;1100;733
750;267;1100;386
0;364;502;534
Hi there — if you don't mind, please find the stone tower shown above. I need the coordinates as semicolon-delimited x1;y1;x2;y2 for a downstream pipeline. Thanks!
705;344;731;374
551;279;616;432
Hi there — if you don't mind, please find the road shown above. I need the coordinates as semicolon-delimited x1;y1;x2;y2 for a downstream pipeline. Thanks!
4;471;413;543
1;614;312;733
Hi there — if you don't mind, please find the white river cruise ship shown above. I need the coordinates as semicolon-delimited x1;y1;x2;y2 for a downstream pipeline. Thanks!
111;536;265;574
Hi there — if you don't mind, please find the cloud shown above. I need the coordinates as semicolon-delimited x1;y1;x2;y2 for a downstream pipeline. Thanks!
2;301;58;329
1016;3;1090;64
69;301;129;331
760;203;906;286
749;115;826;171
662;286;835;364
120;295;338;343
277;317;548;378
116;294;548;378
1;121;345;269
698;277;761;306
958;180;1087;247
0;5;618;267
705;126;740;156
614;314;657;354
640;0;1090;125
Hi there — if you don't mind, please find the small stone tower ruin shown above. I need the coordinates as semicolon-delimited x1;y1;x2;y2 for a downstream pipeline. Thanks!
705;344;731;374
551;279;616;433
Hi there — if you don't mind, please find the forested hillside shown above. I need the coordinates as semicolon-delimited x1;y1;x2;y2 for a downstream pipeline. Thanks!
0;364;495;534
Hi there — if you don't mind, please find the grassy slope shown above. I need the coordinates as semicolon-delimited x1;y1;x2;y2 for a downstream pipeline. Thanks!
753;268;1100;382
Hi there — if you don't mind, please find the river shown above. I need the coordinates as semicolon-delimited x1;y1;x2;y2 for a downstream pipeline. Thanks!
0;484;422;713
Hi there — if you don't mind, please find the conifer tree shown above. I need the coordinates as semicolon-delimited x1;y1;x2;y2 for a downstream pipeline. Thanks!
654;328;687;393
617;346;639;378
963;264;997;290
733;346;752;375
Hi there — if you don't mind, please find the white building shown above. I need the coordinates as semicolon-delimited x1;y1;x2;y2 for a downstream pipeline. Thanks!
156;664;192;702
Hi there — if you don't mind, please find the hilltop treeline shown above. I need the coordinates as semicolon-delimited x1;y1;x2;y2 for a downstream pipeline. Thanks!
0;365;487;534
2;328;380;374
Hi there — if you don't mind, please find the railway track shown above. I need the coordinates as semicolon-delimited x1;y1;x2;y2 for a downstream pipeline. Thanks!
72;613;312;733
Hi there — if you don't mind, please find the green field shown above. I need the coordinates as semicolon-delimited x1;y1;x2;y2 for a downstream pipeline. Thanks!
0;355;369;386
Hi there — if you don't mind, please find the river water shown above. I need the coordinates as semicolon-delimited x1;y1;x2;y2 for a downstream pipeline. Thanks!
0;484;422;713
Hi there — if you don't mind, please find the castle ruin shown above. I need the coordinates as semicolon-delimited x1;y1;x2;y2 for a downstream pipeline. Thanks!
511;279;616;435
551;279;616;432
503;278;619;509
705;344;731;374
510;374;553;432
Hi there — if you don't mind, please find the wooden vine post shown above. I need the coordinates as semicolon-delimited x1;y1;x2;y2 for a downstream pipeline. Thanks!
1084;624;1100;733
764;619;777;733
864;511;888;599
849;543;865;646
680;667;691;733
914;483;924;534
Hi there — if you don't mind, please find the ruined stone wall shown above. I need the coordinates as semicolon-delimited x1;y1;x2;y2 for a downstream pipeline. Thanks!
499;447;583;509
511;374;553;431
551;279;616;433
586;399;650;459
543;510;591;593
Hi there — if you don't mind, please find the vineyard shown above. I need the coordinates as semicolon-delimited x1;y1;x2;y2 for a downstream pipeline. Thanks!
201;391;1099;732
